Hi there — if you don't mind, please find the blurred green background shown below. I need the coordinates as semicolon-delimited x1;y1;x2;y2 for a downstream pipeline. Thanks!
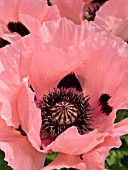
0;110;128;170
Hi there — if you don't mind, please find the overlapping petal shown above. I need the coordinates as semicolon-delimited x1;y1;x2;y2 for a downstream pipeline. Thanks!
50;0;85;24
95;0;128;41
0;118;45;170
43;153;86;170
29;41;82;99
0;16;128;170
0;0;60;45
34;18;110;51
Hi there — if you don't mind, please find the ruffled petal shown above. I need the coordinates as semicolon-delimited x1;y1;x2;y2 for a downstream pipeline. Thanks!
19;14;41;33
36;18;106;52
50;0;84;24
0;66;21;127
0;0;60;44
105;16;128;41
43;127;107;155
29;42;82;99
43;153;86;170
69;35;128;105
16;83;42;150
95;0;128;41
19;0;60;22
95;0;128;23
114;118;128;136
0;118;46;170
0;34;33;79
83;135;122;170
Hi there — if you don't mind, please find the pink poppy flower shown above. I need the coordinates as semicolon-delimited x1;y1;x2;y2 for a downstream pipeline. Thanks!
94;0;128;41
0;18;128;169
0;0;60;48
27;19;128;169
50;0;85;24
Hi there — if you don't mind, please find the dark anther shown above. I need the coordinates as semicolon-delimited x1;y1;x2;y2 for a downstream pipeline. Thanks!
8;22;30;37
16;125;26;136
29;84;34;92
57;73;82;92
80;154;84;160
99;93;113;115
0;38;11;48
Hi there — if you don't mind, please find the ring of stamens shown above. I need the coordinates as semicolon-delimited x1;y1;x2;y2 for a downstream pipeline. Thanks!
39;88;93;139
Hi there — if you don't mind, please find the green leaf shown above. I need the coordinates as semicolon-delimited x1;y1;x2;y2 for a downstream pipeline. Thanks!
0;150;12;170
44;152;58;166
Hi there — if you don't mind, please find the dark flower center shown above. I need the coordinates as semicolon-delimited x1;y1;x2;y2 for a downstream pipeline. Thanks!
83;0;108;21
7;21;30;37
39;88;93;139
30;73;113;141
0;38;10;48
39;73;93;140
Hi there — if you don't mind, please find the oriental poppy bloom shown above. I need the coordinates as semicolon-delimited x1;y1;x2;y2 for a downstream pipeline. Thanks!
28;19;128;169
0;18;128;170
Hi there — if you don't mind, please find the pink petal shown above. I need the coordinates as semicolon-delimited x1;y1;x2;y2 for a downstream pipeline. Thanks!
38;18;89;51
0;0;60;24
95;0;128;41
114;118;128;136
109;71;128;110
16;83;42;151
36;18;104;52
68;33;128;133
0;118;45;170
19;0;60;22
0;0;60;44
83;135;122;170
19;14;41;33
89;106;115;134
29;42;82;99
43;153;86;170
0;67;21;127
0;34;33;79
50;0;85;24
44;126;107;155
69;35;128;104
0;0;19;24
105;16;128;41
95;0;128;23
0;44;20;70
